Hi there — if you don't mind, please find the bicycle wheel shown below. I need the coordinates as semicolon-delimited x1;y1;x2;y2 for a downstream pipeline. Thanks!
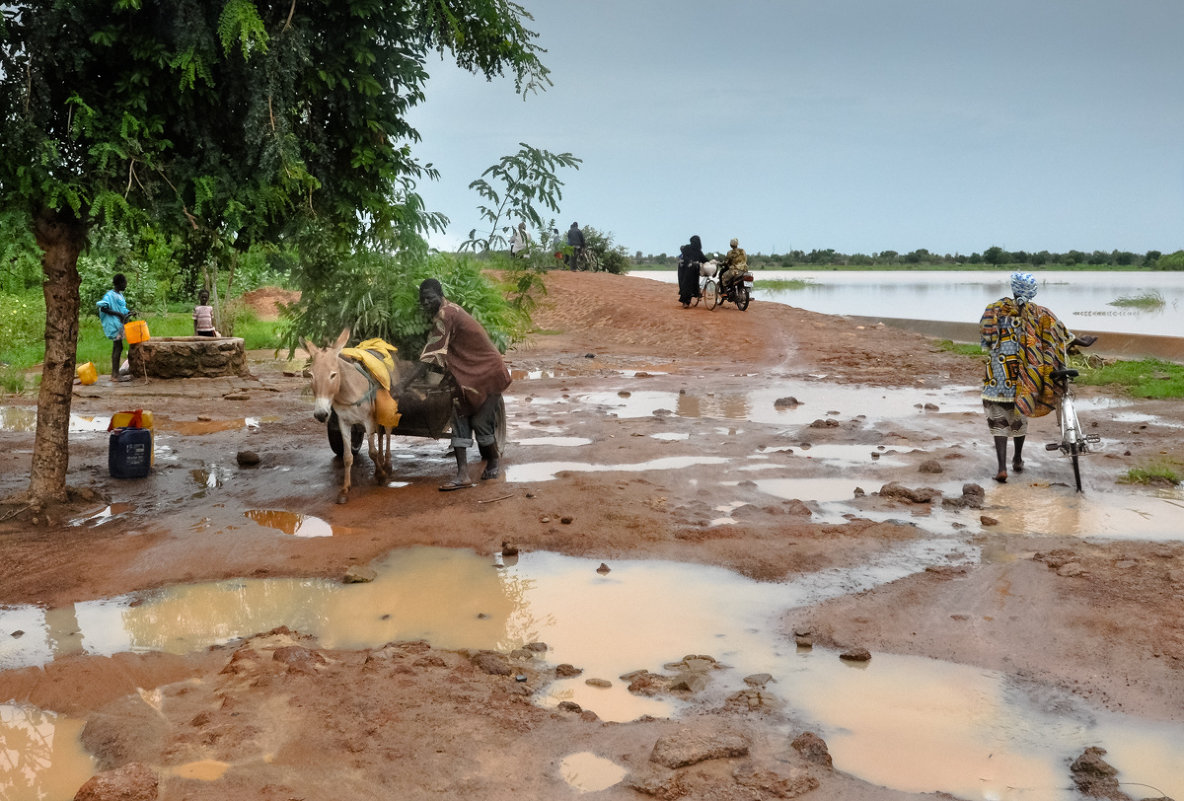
1070;442;1082;492
704;279;719;309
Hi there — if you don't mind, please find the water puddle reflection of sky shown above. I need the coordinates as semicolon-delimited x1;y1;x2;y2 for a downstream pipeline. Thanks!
3;547;1182;800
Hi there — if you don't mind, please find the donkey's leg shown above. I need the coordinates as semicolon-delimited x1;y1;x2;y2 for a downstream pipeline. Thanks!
365;425;385;482
338;417;354;503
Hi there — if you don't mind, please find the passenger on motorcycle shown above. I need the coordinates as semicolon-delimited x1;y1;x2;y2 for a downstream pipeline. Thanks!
720;238;748;290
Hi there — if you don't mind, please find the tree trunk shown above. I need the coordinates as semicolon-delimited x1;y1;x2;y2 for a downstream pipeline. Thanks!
28;207;86;503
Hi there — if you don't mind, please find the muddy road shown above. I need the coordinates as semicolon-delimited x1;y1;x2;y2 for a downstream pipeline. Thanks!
2;271;1183;800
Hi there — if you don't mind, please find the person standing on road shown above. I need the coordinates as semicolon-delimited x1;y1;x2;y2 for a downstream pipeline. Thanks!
411;279;512;490
565;221;585;270
677;234;709;308
97;273;132;382
979;272;1075;483
510;222;530;258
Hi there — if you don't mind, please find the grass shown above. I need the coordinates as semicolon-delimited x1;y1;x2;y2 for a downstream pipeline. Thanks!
1118;460;1182;487
1074;358;1184;399
934;339;985;358
1108;291;1165;310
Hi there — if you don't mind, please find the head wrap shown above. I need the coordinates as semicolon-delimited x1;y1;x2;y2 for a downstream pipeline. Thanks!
730;238;739;248
1010;272;1037;303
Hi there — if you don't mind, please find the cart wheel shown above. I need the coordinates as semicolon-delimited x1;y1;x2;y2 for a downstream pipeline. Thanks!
327;409;364;458
494;395;507;453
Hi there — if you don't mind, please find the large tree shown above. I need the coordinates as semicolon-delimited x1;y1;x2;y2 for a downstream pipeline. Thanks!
0;0;548;504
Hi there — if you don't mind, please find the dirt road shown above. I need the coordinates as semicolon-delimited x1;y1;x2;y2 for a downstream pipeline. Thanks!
1;270;1182;799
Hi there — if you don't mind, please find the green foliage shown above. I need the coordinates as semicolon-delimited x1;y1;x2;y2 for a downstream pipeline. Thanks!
760;278;814;291
578;226;630;275
461;144;582;253
934;339;986;358
0;291;46;368
1151;250;1184;270
0;364;29;396
283;245;523;359
0;210;43;293
1075;358;1184;399
1108;291;1165;309
1118;460;1181;487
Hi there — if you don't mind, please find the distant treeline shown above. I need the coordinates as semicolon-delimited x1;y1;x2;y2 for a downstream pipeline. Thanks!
631;245;1184;270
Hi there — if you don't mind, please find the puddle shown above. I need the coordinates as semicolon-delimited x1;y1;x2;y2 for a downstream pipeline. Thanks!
243;509;333;538
505;455;727;483
68;503;135;527
514;437;594;447
190;464;235;489
573;384;981;425
559;751;628;792
0;703;96;801
167;759;232;780
650;432;689;441
163;417;264;435
984;482;1184;541
3;547;1182;800
752;477;876;503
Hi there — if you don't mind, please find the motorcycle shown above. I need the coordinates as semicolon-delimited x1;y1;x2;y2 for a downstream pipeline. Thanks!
700;259;753;311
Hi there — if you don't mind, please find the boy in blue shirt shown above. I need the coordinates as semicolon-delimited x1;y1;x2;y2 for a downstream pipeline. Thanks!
97;273;132;382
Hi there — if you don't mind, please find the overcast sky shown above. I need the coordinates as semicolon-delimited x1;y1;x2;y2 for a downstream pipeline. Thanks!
407;0;1184;257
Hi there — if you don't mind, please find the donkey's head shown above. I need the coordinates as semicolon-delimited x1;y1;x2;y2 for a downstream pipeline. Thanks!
303;328;351;423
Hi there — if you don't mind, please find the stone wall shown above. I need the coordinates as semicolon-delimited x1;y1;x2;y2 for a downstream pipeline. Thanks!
127;336;251;379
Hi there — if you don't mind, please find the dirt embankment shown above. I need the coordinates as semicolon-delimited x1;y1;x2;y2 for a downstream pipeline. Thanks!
1;270;1182;800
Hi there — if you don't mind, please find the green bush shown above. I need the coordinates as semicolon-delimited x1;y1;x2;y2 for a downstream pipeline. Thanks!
1075;358;1184;399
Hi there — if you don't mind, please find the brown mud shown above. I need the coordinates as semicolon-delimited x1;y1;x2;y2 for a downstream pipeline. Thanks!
1;270;1183;799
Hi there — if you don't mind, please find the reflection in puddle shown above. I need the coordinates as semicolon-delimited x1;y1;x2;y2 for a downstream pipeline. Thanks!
0;703;96;801
559;751;628;792
3;547;1182;799
68;503;135;527
244;509;333;538
505;456;727;483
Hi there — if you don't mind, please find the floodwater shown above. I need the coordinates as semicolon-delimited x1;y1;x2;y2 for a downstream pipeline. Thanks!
3;547;1182;800
637;269;1184;338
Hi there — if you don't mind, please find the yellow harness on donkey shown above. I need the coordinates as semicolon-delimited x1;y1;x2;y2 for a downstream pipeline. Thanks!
339;338;402;429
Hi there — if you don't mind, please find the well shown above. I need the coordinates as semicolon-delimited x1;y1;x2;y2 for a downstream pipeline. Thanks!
127;336;251;379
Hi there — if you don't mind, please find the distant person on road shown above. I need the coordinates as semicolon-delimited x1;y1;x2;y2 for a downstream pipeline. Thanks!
193;289;218;337
979;272;1076;483
565;221;585;270
97;273;132;382
677;234;709;308
408;279;512;490
720;238;748;289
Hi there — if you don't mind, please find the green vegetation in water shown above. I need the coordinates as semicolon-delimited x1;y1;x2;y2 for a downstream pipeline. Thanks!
934;339;985;358
1108;291;1165;310
1074;358;1184;399
1118;459;1181;487
759;278;815;291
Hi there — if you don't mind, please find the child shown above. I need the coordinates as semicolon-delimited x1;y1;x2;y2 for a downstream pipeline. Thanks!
96;273;132;382
193;289;217;337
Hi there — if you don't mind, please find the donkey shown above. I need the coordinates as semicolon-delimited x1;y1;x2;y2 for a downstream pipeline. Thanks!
303;328;394;503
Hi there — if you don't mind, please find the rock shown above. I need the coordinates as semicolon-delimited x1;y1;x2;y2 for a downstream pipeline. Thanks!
557;701;582;713
501;541;519;556
650;724;751;769
839;648;872;662
809;418;840;428
733;764;819;797
743;673;773;688
669;672;710;693
1069;746;1129;799
524;641;548;652
918;459;943;474
470;651;512;676
879;482;942;504
555;663;582;678
236;450;261;466
343;566;376;583
980;515;999;526
1057;562;1088;577
773;396;802;408
791;731;834;768
596;562;611;574
783;499;812;517
560;516;574;524
73;762;159;801
585;678;612;688
272;645;325;673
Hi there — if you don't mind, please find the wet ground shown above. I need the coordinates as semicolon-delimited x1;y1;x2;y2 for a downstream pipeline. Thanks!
1;271;1182;800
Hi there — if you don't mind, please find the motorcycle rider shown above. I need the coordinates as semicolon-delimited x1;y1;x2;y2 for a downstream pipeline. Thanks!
720;238;748;293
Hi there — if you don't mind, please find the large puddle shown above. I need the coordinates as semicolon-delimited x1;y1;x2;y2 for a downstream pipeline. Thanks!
3;547;1182;800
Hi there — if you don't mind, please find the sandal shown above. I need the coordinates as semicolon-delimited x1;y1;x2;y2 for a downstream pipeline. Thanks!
438;480;474;492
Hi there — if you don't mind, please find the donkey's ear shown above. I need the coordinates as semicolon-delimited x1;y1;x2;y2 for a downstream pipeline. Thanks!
333;328;351;350
301;338;317;355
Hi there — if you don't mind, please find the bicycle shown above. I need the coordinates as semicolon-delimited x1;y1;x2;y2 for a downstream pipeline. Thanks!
691;260;719;308
1044;347;1101;492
